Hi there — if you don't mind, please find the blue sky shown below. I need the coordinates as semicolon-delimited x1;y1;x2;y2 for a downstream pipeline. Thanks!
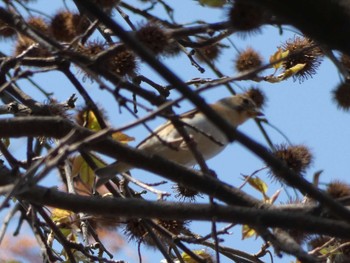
0;1;349;262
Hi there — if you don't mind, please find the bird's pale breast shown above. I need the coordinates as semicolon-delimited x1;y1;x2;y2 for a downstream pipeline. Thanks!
138;112;229;167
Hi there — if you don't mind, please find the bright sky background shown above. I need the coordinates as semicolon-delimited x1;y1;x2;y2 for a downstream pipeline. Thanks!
0;1;349;263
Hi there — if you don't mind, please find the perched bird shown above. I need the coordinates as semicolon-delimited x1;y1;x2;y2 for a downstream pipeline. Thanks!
96;94;262;180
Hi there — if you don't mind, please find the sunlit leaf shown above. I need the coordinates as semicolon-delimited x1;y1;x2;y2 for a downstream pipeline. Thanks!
198;0;226;8
82;110;134;143
280;63;306;80
112;131;134;143
71;154;106;189
71;155;84;178
182;250;213;263
51;208;73;224
270;49;289;70
243;175;268;194
265;63;306;82
76;156;95;187
83;110;101;131
242;225;256;240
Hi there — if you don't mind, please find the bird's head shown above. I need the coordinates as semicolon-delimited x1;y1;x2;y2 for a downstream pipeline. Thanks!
217;94;263;126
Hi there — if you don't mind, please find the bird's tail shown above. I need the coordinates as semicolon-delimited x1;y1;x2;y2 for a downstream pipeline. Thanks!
95;162;132;186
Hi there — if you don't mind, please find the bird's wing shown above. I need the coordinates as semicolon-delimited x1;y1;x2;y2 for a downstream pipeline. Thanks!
136;108;201;149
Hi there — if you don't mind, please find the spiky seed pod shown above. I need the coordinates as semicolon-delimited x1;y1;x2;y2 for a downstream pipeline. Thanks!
195;41;222;62
50;11;89;42
108;46;137;77
50;11;74;41
173;184;200;201
327;180;350;199
135;23;169;55
281;36;323;82
235;47;263;73
340;53;350;71
15;36;34;55
14;17;50;57
332;82;350;110
14;36;49;57
27;16;49;33
244;87;266;109
79;41;106;56
229;1;264;34
36;99;68;117
0;19;16;38
124;219;187;247
157;219;187;235
124;219;149;244
77;41;106;79
79;42;137;78
162;40;181;57
270;144;312;181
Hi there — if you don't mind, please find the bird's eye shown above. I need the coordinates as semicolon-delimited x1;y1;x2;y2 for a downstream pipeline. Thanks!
242;98;250;105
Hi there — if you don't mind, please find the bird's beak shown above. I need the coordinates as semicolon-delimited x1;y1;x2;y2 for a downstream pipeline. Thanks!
250;109;264;117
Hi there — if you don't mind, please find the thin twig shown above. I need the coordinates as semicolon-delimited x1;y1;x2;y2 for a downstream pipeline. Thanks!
121;172;171;200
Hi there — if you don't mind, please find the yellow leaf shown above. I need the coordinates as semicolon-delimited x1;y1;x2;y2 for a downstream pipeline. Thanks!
82;110;101;131
182;250;213;263
71;154;106;188
243;175;268;195
112;131;134;143
78;158;95;187
82;110;134;143
242;225;256;240
280;63;306;80
51;208;73;224
71;155;84;178
198;0;226;8
270;49;289;70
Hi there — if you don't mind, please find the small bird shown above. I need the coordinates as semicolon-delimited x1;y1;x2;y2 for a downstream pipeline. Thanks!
96;94;262;180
